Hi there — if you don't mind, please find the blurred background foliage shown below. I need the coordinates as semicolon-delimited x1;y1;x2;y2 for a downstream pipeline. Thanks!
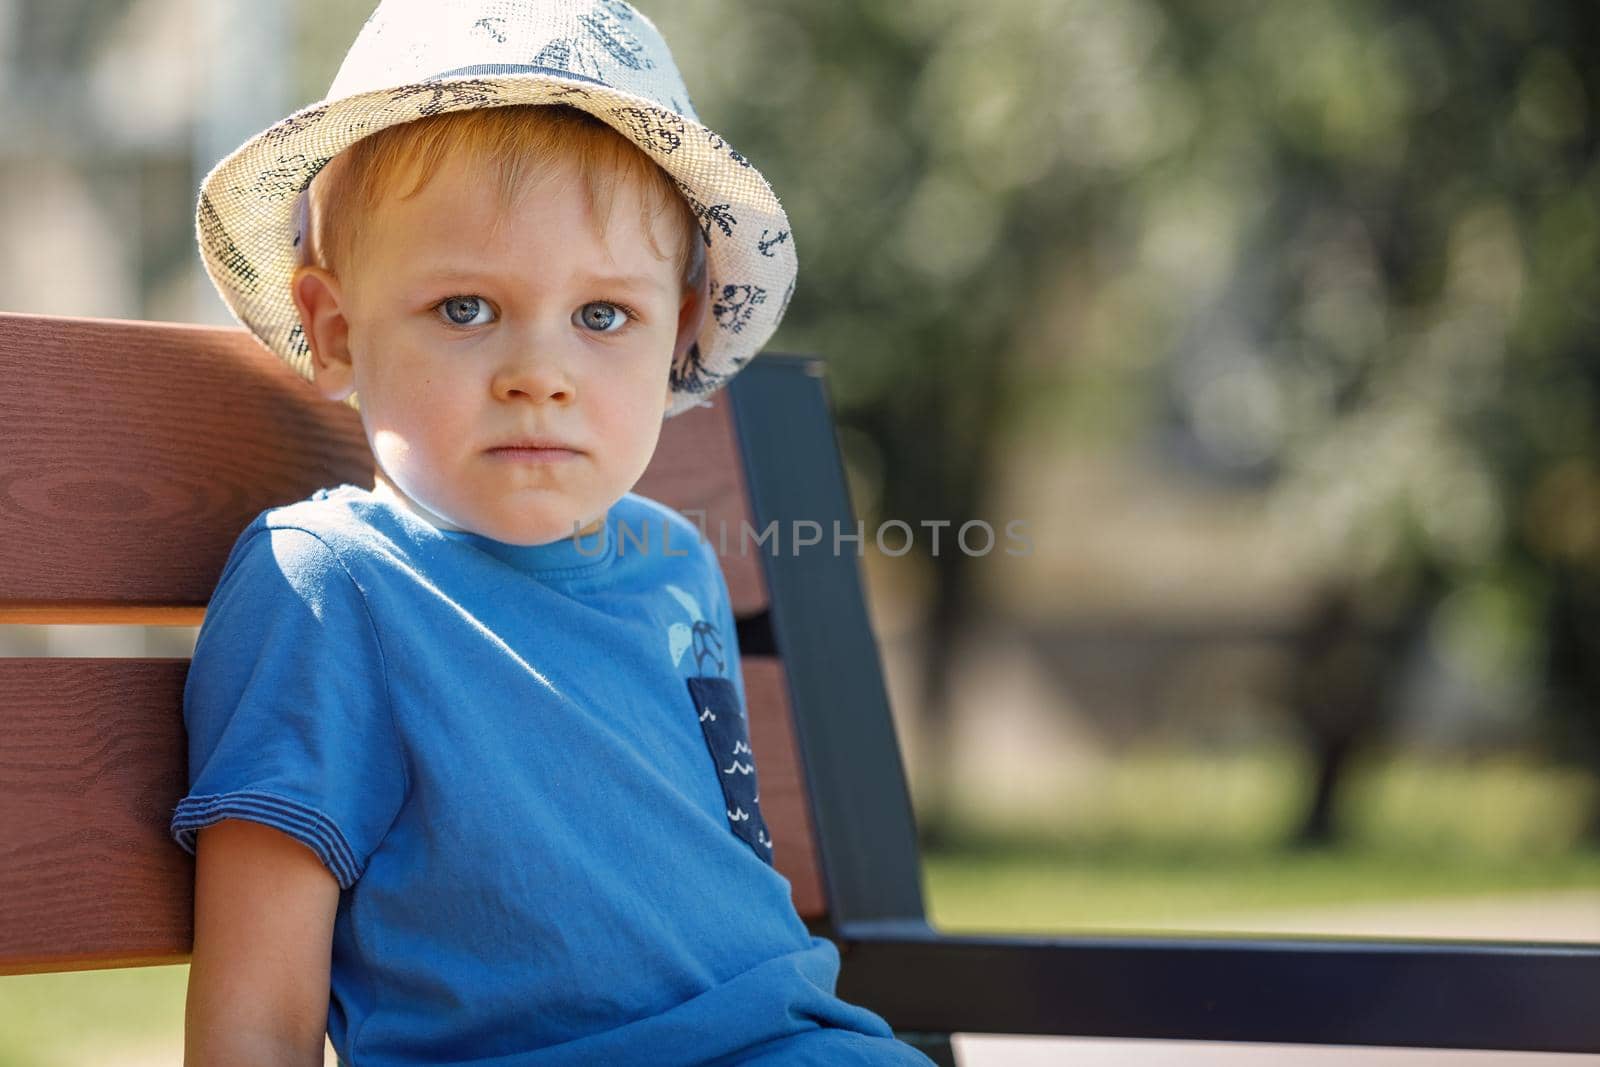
2;6;1599;1057
2;0;1597;877
658;0;1600;852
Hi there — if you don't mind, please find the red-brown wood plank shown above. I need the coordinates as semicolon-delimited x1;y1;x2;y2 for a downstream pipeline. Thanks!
0;312;767;622
0;659;193;974
0;313;373;622
0;652;821;974
743;657;827;920
632;389;768;618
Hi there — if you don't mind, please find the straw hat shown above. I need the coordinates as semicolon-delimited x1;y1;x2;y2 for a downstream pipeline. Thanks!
195;0;797;418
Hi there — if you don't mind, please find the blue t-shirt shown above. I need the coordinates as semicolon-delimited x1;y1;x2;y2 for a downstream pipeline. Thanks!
170;483;934;1066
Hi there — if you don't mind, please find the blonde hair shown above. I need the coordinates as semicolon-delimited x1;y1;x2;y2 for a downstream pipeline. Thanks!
307;103;705;292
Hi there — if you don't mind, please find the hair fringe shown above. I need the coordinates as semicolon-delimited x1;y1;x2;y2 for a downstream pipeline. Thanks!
308;104;703;292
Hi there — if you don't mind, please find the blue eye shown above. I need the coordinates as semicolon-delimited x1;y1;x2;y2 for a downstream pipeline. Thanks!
576;301;632;334
437;296;495;326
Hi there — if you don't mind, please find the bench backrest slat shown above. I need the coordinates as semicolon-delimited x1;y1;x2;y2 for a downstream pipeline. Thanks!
0;654;824;974
0;315;375;621
0;312;769;620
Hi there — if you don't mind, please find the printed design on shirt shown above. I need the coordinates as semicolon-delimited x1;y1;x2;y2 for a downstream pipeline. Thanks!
686;675;774;864
711;282;767;335
389;79;502;116
664;584;725;677
672;581;774;863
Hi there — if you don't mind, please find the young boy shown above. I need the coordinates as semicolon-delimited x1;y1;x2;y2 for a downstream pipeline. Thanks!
169;1;936;1064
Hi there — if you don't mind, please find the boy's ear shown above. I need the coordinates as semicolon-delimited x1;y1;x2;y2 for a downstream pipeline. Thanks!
665;270;711;411
290;265;356;402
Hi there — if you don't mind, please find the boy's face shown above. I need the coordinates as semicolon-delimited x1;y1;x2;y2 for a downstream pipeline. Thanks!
292;150;705;546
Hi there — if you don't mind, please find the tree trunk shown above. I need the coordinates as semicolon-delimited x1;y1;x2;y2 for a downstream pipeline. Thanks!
1285;571;1442;848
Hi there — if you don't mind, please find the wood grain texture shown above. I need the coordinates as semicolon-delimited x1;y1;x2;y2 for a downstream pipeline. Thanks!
634;390;769;618
0;655;821;972
743;657;827;920
0;313;373;617
0;659;194;973
0;312;767;622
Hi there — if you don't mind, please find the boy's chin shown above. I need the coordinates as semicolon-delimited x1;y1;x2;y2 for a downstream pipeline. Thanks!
373;472;614;545
471;504;611;546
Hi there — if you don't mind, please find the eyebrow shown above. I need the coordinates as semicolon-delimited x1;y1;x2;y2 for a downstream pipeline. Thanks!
418;266;671;295
575;269;672;293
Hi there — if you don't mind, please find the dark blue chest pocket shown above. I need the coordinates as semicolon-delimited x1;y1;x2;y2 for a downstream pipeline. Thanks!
686;675;774;865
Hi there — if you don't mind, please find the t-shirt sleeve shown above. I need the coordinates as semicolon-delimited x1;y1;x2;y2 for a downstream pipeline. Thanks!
170;525;409;890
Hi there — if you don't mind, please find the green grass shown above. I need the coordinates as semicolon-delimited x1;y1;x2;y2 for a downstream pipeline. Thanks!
0;963;190;1067
2;747;1596;1064
923;837;1600;935
918;743;1600;933
929;742;1598;854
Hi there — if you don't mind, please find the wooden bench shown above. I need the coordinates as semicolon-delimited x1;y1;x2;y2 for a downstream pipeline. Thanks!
2;310;1597;1062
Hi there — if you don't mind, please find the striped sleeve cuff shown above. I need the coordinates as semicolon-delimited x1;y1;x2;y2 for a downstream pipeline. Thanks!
170;790;363;890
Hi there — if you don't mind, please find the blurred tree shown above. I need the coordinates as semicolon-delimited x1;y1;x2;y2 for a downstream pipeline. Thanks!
1158;0;1600;844
657;0;1106;842
662;0;1600;846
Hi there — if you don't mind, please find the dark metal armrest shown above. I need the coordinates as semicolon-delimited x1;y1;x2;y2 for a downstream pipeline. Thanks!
831;918;1600;1054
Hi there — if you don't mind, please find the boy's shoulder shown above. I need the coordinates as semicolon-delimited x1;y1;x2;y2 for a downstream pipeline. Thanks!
224;483;396;574
251;482;382;541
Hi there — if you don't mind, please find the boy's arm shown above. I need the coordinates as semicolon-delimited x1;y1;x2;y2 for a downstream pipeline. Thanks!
185;818;340;1067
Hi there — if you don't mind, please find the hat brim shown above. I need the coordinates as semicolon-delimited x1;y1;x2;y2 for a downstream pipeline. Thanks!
196;69;797;418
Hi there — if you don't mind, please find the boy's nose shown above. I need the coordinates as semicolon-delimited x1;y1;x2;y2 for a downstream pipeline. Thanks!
491;354;574;404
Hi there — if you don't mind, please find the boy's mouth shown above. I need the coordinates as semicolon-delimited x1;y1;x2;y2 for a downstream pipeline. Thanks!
486;436;582;462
